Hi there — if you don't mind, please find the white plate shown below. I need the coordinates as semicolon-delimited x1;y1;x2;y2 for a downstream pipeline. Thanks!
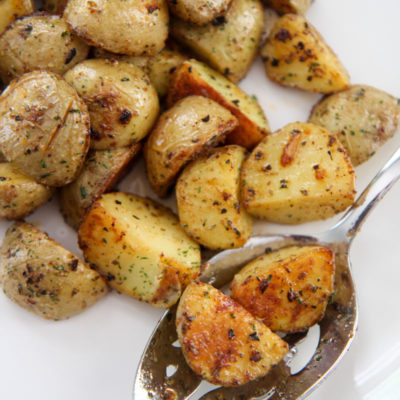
1;1;400;399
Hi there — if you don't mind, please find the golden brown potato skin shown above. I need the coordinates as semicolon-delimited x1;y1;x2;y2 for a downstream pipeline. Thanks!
241;122;356;223
171;0;264;83
261;14;350;93
177;145;253;250
64;0;169;56
59;144;141;230
0;71;90;187
0;14;89;85
176;281;288;386
65;59;159;150
263;0;312;14
0;222;107;320
0;163;54;219
231;246;335;333
145;95;238;197
42;0;68;14
167;59;270;148
309;85;400;166
0;0;34;35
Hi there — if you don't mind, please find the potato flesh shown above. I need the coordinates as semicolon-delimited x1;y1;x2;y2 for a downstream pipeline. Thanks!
309;85;400;166
177;145;253;249
241;122;355;223
261;14;350;93
231;246;335;333
171;0;264;83
0;0;34;35
167;59;270;148
176;281;288;386
78;192;201;308
0;222;107;320
145;95;238;197
263;0;312;14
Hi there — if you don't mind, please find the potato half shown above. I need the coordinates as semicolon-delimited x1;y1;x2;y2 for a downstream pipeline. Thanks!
0;71;90;187
0;222;107;320
0;163;54;219
177;145;253;250
241;122;355;223
261;14;350;93
176;281;288;386
0;14;89;84
309;85;400;166
263;0;312;14
59;144;141;230
231;245;335;333
167;59;270;148
0;0;34;35
64;59;159;150
64;0;169;56
145;95;238;197
78;192;201;308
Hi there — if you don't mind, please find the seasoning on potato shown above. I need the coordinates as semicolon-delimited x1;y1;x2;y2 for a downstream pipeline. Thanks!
176;145;253;250
0;70;90;187
0;0;34;36
171;0;264;83
64;59;159;150
231;245;335;333
241;122;356;223
167;59;270;148
176;281;288;386
145;95;238;197
309;85;400;166
261;13;350;93
0;14;89;85
0;222;108;320
78;192;201;308
64;0;169;56
262;0;312;15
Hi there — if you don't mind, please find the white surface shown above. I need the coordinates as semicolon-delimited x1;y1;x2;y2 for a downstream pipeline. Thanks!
1;0;400;399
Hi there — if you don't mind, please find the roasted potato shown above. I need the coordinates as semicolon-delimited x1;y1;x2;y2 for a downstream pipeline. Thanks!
263;0;312;14
231;245;335;333
309;85;400;166
241;122;355;223
64;59;159;150
0;163;54;219
0;0;34;35
168;0;232;26
167;59;270;148
64;0;169;56
0;70;90;187
0;222;107;320
261;14;350;93
176;145;253;249
78;192;201;308
176;281;288;386
145;95;238;197
171;0;264;83
42;0;68;14
60;144;141;230
0;14;89;85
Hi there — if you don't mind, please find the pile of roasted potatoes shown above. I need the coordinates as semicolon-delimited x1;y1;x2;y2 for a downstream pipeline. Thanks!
0;0;399;388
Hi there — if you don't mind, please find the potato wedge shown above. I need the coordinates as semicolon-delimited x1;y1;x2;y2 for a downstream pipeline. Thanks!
231;245;335;333
167;59;270;148
309;85;400;166
263;0;312;14
260;14;350;93
0;71;90;187
145;95;238;197
64;59;159;150
78;192;201;308
0;0;34;35
171;0;264;83
0;163;54;219
176;281;288;386
0;222;107;320
59;144;141;230
64;0;169;56
42;0;68;14
0;14;89;85
241;122;355;223
176;145;252;249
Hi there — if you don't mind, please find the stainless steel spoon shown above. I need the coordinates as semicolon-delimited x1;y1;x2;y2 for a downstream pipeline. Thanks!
133;145;400;400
